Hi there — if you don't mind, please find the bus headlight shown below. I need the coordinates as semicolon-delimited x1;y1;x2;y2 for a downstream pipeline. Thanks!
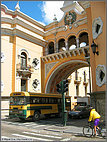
19;110;23;113
9;110;13;113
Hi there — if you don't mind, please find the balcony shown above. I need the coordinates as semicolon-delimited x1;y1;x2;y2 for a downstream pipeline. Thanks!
41;46;89;62
16;63;34;78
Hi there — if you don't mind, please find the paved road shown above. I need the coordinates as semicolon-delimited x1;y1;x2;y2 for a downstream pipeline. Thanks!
1;117;106;141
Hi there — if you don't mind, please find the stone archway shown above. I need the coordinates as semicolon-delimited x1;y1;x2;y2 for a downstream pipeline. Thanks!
45;60;88;93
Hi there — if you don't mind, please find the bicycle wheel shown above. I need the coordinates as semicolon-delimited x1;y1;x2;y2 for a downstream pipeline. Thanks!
99;122;106;138
83;125;93;137
100;127;106;138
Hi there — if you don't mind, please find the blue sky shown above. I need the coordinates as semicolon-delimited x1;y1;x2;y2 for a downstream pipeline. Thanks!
1;1;64;25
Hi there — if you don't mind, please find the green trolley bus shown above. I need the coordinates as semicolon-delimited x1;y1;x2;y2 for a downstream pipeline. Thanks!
9;92;71;121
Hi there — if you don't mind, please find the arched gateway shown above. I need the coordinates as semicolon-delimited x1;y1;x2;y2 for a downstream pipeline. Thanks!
41;46;89;93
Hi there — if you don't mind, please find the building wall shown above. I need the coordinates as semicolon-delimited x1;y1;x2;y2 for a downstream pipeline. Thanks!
1;36;13;117
1;36;13;96
15;37;43;92
69;67;90;109
80;1;106;117
90;2;106;92
1;4;45;118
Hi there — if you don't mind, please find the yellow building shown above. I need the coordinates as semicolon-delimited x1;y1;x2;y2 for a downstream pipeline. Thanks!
1;3;46;117
1;1;106;118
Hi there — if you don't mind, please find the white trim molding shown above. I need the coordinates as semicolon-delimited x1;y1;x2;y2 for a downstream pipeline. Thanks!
92;17;103;39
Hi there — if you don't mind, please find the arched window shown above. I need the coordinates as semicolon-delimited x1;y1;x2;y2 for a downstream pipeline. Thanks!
68;36;76;50
58;39;65;52
21;52;27;69
48;42;54;54
79;32;89;48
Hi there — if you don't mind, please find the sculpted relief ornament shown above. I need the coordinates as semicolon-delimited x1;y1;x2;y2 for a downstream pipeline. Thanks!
64;11;76;29
92;17;103;39
96;65;106;87
32;79;40;91
45;62;58;78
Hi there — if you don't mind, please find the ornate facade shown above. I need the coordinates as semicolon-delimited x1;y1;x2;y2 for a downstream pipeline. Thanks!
1;1;106;118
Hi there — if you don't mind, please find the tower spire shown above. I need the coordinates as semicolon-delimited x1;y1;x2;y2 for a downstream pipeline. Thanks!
15;1;20;11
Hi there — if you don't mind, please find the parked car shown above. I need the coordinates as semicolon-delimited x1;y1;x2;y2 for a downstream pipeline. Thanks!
68;106;90;119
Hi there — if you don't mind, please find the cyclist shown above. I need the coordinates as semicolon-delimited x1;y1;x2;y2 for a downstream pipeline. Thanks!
88;107;101;136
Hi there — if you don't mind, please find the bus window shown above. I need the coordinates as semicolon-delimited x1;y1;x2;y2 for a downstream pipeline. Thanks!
51;98;54;103
54;98;57;103
49;98;52;104
39;98;42;103
10;96;26;105
10;97;14;104
58;98;61;103
42;98;46;103
45;98;48;104
32;98;38;103
19;97;26;104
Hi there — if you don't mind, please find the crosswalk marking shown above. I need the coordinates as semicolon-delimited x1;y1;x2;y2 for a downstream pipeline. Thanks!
2;121;46;128
1;136;9;139
31;130;63;136
61;138;71;141
23;131;62;139
12;134;53;141
2;131;68;141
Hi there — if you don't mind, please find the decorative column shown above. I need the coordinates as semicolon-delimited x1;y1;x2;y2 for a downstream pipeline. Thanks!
45;46;48;55
55;38;58;53
76;38;80;48
65;40;69;50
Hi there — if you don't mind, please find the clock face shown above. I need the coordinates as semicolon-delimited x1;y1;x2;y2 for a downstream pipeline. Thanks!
96;65;106;87
64;11;76;26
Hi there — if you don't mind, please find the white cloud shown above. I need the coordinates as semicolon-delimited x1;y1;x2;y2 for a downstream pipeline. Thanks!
41;1;64;25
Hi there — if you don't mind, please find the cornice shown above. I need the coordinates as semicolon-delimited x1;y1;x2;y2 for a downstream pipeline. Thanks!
78;1;91;9
1;4;45;29
44;17;87;37
1;17;44;36
1;27;46;47
45;21;58;29
61;2;76;13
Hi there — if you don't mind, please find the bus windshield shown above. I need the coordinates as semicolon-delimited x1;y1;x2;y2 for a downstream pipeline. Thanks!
10;96;26;105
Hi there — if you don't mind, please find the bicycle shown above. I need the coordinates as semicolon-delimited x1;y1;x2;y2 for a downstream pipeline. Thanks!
83;121;106;138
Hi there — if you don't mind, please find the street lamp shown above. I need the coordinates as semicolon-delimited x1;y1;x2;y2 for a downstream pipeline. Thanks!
91;41;99;55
